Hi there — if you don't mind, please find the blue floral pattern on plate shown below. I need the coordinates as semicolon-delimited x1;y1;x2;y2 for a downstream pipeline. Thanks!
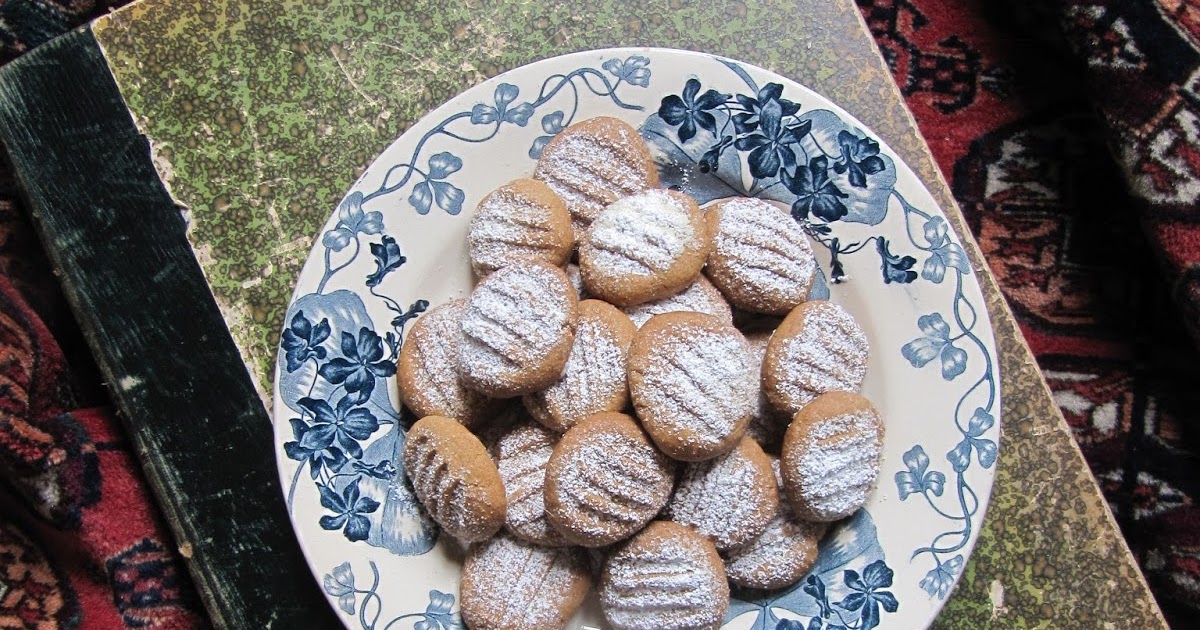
273;48;1000;630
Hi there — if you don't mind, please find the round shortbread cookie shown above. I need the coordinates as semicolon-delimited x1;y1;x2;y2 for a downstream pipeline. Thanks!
543;412;676;547
781;391;884;522
666;436;778;552
705;197;816;315
397;299;502;430
495;420;570;546
461;533;592;630
578;189;712;307
467;178;574;276
723;458;827;590
401;415;506;543
599;521;729;630
457;261;578;398
533;116;660;238
523;299;636;433
762;300;868;416
627;312;758;461
622;274;733;329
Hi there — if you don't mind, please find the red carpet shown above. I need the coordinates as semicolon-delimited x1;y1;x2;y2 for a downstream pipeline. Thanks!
0;0;1197;627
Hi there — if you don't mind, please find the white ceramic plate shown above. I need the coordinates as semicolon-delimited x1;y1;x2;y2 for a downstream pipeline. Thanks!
273;48;1001;630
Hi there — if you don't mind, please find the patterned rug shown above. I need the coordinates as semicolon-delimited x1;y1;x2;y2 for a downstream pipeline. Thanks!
0;0;1197;627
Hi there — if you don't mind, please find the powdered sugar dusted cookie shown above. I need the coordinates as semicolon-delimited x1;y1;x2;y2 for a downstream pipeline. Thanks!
457;261;578;397
781;391;884;522
495;420;569;546
724;457;827;589
523;299;636;433
534;116;659;237
600;521;729;630
622;274;733;329
705;197;816;315
578;189;712;307
666;436;778;552
467;178;574;276
398;299;502;429
461;533;591;630
628;312;757;461
544;412;676;547
401;416;506;543
762;300;868;416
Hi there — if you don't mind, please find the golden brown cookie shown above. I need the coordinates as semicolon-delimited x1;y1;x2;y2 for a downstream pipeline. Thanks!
705;197;817;315
723;457;827;590
665;436;778;552
401;415;506;543
599;521;729;630
762;300;868;416
622;274;733;329
543;412;675;547
523;299;636;433
460;533;592;630
397;299;503;430
457;261;579;398
467;178;574;276
578;189;713;307
627;312;758;461
495;420;570;546
781;391;884;522
533;116;660;237
743;330;789;453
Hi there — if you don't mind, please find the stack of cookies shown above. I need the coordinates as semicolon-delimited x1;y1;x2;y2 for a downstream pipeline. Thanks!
396;116;884;630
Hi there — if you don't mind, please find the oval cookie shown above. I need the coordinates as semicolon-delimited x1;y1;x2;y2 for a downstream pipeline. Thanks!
397;299;502;429
762;300;868;416
457;260;579;397
544;412;676;547
666;436;778;552
495;420;569;546
705;197;816;315
781;391;884;522
578;189;712;307
627;312;758;461
600;521;729;630
467;178;574;276
461;533;592;630
533;116;660;237
401;415;506;542
523;299;636;433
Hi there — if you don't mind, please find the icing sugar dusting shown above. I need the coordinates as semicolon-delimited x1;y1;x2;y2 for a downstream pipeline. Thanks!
458;263;574;390
787;410;882;520
635;326;757;448
712;198;815;302
496;422;568;546
585;190;697;276
523;312;628;431
601;525;727;630
551;429;673;540
667;442;776;551
535;128;652;226
774;302;868;410
624;276;733;328
463;534;588;627
468;189;564;273
404;300;491;421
